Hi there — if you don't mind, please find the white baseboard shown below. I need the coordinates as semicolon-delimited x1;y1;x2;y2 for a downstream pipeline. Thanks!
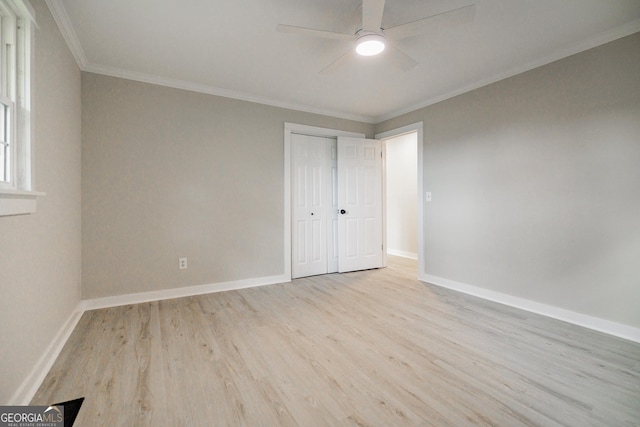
421;273;640;344
14;270;638;405
81;274;290;311
11;273;290;405
9;305;85;405
386;249;418;260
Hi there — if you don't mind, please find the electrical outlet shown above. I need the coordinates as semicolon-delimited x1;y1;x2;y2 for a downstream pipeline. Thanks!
179;258;188;270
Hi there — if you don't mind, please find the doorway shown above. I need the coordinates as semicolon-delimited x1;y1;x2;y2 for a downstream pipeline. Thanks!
377;122;424;278
384;131;418;259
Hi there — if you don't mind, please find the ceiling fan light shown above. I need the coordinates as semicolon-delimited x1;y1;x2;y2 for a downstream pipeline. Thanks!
355;34;385;56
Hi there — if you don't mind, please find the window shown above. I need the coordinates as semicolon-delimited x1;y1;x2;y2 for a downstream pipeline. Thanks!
0;0;41;216
0;100;10;184
0;0;17;187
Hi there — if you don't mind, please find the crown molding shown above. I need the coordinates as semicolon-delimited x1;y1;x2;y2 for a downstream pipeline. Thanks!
83;62;376;123
45;0;638;125
44;0;374;124
45;0;373;122
375;20;640;123
44;0;87;68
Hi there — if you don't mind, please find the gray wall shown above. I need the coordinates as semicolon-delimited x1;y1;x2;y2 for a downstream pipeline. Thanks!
376;33;640;328
81;73;373;298
0;2;82;404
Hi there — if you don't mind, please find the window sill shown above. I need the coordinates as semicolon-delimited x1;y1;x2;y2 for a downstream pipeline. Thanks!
0;189;46;217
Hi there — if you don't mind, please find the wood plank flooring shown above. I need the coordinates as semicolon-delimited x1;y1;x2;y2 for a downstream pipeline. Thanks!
32;257;640;426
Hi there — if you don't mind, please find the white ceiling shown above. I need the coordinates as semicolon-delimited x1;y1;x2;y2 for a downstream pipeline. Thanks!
47;0;640;123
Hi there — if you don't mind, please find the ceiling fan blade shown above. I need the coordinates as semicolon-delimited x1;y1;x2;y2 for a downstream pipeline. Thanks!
276;24;353;40
385;44;419;72
384;4;475;41
362;0;385;31
319;49;355;75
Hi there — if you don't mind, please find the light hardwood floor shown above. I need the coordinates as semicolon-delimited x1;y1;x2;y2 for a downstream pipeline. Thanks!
32;257;640;426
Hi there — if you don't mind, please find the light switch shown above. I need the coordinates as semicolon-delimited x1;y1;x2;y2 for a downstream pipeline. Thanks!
425;192;432;202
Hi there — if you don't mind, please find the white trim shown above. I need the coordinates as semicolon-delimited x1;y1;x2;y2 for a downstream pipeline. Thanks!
17;5;34;191
8;0;36;26
44;0;640;125
9;304;85;405
421;273;640;344
11;270;639;405
284;123;366;281
375;21;640;123
43;0;86;68
0;190;45;216
81;274;289;311
83;63;375;124
381;140;387;268
0;0;38;199
376;122;424;276
285;123;365;139
9;272;289;404
48;0;372;123
0;188;45;196
386;249;418;260
44;0;374;123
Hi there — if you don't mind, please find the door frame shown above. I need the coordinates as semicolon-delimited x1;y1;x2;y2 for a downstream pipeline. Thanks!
284;123;365;281
376;122;424;278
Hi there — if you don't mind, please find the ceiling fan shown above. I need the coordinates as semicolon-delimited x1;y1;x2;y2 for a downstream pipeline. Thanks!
277;0;475;74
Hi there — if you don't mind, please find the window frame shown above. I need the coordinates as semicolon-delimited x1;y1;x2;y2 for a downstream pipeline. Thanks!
0;96;13;186
0;0;43;216
0;0;16;189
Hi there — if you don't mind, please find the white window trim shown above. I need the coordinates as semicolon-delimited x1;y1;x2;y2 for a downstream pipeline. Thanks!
0;188;44;215
0;0;44;216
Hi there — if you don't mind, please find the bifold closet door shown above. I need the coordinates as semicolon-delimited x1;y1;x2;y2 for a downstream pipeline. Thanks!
291;134;335;279
337;137;384;273
292;135;383;278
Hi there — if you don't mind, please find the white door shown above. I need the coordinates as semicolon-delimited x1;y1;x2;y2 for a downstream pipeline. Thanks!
291;134;337;278
337;137;384;273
